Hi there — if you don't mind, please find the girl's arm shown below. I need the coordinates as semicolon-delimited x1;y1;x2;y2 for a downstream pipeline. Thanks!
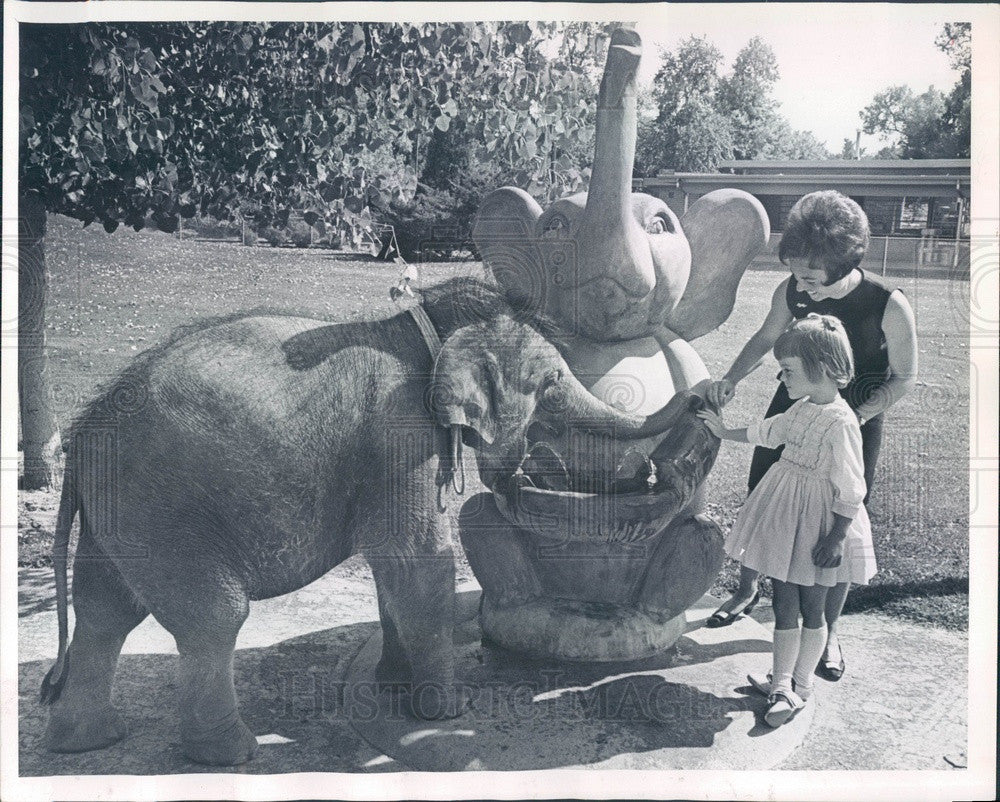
706;278;795;407
813;416;867;568
696;409;749;442
812;513;851;567
698;403;794;447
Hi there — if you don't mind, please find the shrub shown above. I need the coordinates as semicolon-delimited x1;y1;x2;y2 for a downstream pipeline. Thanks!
379;161;509;261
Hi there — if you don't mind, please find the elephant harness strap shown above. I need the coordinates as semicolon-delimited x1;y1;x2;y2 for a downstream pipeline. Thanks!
407;304;465;495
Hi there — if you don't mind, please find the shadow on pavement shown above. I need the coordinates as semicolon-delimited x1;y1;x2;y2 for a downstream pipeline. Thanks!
20;620;389;777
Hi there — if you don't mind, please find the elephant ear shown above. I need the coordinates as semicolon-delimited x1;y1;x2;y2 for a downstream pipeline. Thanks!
472;187;545;309
667;189;770;340
431;324;501;445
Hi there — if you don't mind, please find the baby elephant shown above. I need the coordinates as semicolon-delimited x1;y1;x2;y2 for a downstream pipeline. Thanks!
40;278;701;765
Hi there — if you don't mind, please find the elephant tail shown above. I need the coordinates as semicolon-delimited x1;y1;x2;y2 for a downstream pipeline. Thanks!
40;465;77;705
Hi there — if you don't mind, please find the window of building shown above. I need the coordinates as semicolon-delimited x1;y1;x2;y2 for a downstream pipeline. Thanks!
899;197;931;231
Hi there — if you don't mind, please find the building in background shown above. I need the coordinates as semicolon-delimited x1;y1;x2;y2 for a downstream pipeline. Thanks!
636;159;971;274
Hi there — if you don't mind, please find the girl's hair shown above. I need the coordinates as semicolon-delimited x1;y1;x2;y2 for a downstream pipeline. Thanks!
778;190;871;283
774;314;855;387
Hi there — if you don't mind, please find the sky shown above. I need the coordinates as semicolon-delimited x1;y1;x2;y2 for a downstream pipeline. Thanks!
634;7;965;153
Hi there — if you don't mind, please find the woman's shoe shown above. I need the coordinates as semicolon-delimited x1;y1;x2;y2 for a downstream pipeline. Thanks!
817;642;846;681
706;589;761;628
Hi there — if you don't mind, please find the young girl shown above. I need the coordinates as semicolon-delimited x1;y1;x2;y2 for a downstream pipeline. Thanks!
697;313;876;727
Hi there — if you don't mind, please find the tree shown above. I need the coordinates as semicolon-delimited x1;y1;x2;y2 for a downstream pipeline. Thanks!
716;37;781;160
936;22;971;159
639;34;830;172
642;36;734;171
860;85;950;158
859;23;970;159
764;124;831;160
935;22;971;73
839;138;861;160
18;21;601;486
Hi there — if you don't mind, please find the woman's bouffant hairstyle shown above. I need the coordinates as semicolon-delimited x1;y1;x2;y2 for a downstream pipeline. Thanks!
774;313;855;387
778;190;871;283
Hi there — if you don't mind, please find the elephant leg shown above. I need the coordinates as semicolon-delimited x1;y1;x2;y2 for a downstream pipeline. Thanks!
156;569;256;766
373;588;411;686
367;554;468;720
458;493;542;607
44;533;149;753
637;514;725;618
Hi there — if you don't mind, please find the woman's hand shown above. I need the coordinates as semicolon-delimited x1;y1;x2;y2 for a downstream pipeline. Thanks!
696;408;727;438
812;535;845;568
706;379;736;408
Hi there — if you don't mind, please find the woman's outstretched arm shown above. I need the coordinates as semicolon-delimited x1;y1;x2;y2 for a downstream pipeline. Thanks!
706;277;794;407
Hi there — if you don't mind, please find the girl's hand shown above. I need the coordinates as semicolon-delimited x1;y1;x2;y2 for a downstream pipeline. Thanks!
706;379;736;408
812;536;845;568
696;408;726;438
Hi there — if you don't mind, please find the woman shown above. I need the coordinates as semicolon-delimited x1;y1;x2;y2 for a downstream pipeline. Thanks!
704;190;918;682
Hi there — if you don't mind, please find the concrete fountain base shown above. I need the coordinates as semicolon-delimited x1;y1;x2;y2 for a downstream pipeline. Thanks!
478;597;687;663
345;583;814;771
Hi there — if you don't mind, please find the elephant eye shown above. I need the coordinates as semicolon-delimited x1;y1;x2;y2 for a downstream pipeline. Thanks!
542;214;569;238
538;373;568;414
645;214;673;234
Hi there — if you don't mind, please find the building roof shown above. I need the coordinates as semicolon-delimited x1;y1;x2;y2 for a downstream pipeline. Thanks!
638;160;971;199
718;159;970;176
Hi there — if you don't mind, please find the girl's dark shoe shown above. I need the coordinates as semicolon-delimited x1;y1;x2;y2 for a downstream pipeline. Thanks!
705;589;761;628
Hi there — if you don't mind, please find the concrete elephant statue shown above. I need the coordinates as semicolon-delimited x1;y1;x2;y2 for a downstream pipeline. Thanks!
463;27;769;660
41;277;717;766
473;27;769;417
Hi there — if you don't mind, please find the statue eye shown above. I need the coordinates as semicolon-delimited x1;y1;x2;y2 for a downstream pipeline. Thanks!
645;214;673;234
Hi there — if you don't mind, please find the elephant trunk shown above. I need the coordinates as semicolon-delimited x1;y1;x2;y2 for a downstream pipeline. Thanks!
550;357;705;441
588;28;641;225
576;28;654;299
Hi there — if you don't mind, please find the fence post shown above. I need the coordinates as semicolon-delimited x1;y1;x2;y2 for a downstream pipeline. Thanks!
953;196;965;269
882;235;888;277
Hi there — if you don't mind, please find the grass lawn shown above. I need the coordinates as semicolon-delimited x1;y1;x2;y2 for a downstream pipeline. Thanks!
19;215;970;627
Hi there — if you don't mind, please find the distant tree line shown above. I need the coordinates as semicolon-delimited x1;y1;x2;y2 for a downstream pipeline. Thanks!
635;22;972;172
635;35;831;173
851;22;971;159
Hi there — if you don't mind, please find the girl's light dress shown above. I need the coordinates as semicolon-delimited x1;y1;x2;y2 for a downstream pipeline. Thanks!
725;396;877;587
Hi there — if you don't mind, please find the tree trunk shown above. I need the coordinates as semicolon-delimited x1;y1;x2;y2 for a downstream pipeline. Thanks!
18;192;60;489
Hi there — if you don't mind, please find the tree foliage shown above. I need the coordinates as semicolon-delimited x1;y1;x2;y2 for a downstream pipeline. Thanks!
860;85;950;158
936;22;971;159
640;37;732;172
637;35;828;173
19;21;606;243
859;22;970;159
17;20;610;486
715;36;781;160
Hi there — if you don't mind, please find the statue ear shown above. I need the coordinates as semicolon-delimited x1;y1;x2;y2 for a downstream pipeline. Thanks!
666;189;770;340
432;325;499;445
472;187;545;308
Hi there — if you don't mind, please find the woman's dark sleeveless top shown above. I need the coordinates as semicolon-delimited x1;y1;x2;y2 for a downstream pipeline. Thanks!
785;269;893;409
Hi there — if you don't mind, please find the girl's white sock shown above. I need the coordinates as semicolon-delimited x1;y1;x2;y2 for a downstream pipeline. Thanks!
792;625;827;699
771;627;801;695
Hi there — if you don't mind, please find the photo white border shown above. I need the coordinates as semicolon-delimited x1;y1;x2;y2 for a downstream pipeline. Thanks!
3;3;997;800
